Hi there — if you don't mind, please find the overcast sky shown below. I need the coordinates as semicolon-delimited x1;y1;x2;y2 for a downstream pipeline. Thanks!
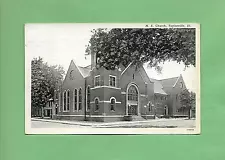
25;24;197;92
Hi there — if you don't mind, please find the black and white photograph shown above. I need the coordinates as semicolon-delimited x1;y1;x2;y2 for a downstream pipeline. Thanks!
25;23;200;134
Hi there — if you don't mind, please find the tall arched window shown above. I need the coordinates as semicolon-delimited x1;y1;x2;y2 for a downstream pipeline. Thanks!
86;86;90;111
74;89;77;111
78;88;82;110
67;90;70;111
128;85;138;101
95;97;99;111
63;91;67;111
110;97;116;111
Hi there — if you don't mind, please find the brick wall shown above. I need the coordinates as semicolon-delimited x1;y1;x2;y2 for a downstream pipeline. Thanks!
57;60;85;118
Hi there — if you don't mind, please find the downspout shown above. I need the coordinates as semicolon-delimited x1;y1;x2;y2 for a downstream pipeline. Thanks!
84;78;87;121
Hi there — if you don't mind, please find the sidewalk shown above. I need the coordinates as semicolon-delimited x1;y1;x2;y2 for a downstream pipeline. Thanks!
31;117;189;127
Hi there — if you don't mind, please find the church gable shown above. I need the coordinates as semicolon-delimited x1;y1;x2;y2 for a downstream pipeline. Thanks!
138;66;154;85
149;78;168;95
159;75;186;96
62;60;85;89
173;75;186;90
160;77;179;88
120;64;147;94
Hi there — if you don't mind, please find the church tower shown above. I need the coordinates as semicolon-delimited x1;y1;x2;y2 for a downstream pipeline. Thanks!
91;51;97;70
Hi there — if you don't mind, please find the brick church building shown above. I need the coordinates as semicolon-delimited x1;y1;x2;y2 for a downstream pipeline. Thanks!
52;52;188;122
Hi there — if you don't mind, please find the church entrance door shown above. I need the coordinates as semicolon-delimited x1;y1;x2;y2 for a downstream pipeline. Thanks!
128;105;138;115
126;84;139;115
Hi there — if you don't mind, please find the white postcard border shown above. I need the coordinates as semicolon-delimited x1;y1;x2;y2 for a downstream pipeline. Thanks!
25;23;200;135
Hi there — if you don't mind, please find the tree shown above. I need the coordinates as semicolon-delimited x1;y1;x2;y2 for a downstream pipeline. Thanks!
85;28;195;71
179;89;196;119
31;57;65;117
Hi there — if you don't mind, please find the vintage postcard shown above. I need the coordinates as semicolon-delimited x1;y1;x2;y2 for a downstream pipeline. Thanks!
25;23;200;134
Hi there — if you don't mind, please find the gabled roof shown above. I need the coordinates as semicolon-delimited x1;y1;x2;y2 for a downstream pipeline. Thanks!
77;65;91;78
121;62;133;75
149;78;168;95
159;76;180;88
71;59;91;78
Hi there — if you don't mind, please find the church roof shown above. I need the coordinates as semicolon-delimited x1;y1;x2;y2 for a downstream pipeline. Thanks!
77;65;91;78
70;59;180;95
148;75;181;95
149;78;168;95
159;76;179;88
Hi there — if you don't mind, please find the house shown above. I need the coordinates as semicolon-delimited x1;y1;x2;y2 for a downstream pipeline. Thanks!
52;52;188;122
43;98;54;118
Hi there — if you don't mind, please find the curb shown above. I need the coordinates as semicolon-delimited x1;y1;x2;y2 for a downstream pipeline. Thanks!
31;118;94;126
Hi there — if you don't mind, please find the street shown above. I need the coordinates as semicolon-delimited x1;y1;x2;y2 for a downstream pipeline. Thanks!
31;120;88;128
31;118;196;128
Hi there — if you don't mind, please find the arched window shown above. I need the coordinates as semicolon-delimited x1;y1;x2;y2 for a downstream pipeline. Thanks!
74;89;77;111
78;88;82;110
128;85;138;101
95;98;99;111
110;97;116;111
63;91;66;111
67;90;70;111
86;86;91;110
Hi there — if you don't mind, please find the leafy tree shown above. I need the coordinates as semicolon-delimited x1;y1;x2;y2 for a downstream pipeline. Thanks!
85;28;195;71
179;89;196;119
31;57;65;117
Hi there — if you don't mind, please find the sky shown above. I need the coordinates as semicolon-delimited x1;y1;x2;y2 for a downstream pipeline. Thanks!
25;24;197;92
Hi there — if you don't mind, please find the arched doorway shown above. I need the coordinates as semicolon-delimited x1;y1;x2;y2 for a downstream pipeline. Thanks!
126;83;139;115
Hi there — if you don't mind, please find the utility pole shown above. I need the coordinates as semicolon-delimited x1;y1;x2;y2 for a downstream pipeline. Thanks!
84;79;87;121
